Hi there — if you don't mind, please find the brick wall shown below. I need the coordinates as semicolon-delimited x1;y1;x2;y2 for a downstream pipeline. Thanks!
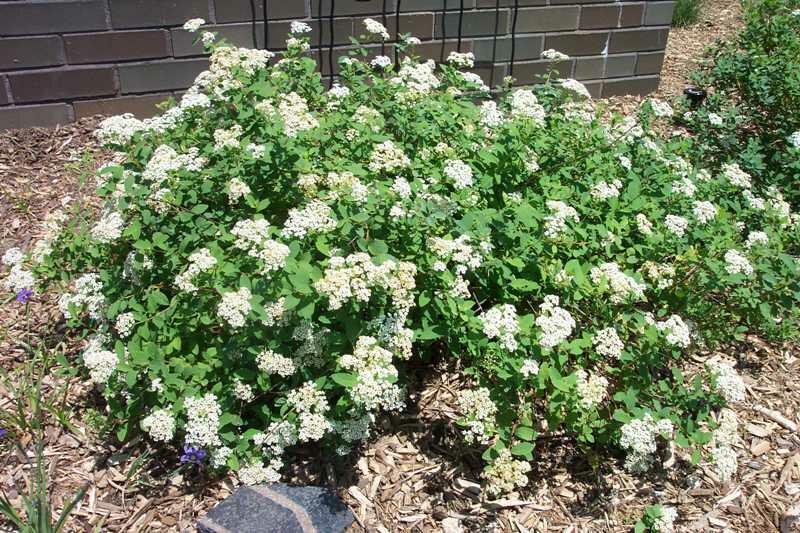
0;0;674;130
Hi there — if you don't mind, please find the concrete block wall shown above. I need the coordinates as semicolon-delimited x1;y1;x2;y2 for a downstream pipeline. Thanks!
0;0;674;130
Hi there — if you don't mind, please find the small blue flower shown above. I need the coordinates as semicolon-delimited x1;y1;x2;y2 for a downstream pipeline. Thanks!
180;445;206;465
0;429;7;439
15;288;33;304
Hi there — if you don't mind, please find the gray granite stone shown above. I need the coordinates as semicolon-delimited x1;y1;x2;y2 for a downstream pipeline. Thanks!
197;484;353;533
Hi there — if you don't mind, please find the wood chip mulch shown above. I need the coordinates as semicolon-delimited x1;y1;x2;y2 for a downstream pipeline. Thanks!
4;5;799;531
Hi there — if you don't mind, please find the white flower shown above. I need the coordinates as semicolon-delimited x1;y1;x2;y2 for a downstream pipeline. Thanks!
443;159;474;189
745;230;768;248
277;92;318;137
653;506;678;533
480;101;505;128
233;377;254;402
664;214;688;237
456;387;497;445
535;295;575;349
708;112;723;126
339;336;404;412
404;35;421;45
217;287;252;328
656;315;691;348
636;213;654;235
590;262;646;303
286;37;309;51
649;99;673;118
483;448;531;496
91;211;125;243
619;413;674;473
558;78;591;100
95;113;146;146
115;312;135;338
227;177;251;204
371;55;392;69
363;18;390;40
58;273;105;320
788;131;800;148
175;248;217;293
480;304;520;352
184;393;221;448
692;201;718;223
509;89;545;123
706;360;745;403
213;124;243;150
239;459;282;485
591;179;623;200
520;359;540;378
290;21;312;34
3;264;35;294
712;444;738;482
544;200;580;238
671;177;696;197
282;200;337;239
575;369;608;409
257;349;296;377
368;140;410;173
724;249;754;276
460;71;488;92
2;247;24;266
721;163;752;188
541;49;569;61
618;155;632;170
743;189;766;210
183;18;205;32
141;408;175;442
82;337;118;384
447;51;475;69
328;84;350;100
594;327;624;359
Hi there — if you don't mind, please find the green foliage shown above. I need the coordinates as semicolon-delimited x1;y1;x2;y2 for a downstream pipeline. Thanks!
679;0;800;205
672;0;704;27
4;19;800;494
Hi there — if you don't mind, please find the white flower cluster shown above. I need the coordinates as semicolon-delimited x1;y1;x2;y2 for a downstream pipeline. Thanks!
447;51;475;69
231;218;290;273
292;321;330;368
371;55;392;69
287;381;332;442
213;124;243;150
281;200;337;239
745;230;768;248
652;506;678;533
710;409;739;482
544;200;580;238
238;459;282;485
509;89;545;124
558;78;591;100
217;287;252;328
535;295;575;349
91;210;125;243
261;297;288;327
788;130;800;148
721;163;752;188
183;18;205;32
95;113;147;146
619;413;674;473
368;140;411;173
175;248;217;293
483;448;531;496
520;359;540;378
340;336;404;411
3;263;35;294
724;249;754;276
671;176;696;197
664;214;689;237
82;336;118;384
656;314;691;348
289;21;312;34
443;159;474;189
233;377;255;402
640;261;675;290
278;92;318;137
257;348;296;377
369;312;414;360
2;247;23;266
456;387;497;445
636;213;654;235
363;18;390;40
481;101;505;128
480;304;520;352
115;312;135;338
706;360;745;403
594;327;624;359
591;179;623;200
227;178;251;204
141;145;205;187
393;58;440;97
459;71;489;92
692;200;718;223
541;49;569;61
314;252;416;311
58;273;105;320
575;369;608;409
141;408;176;442
649;99;674;118
184;393;222;448
590;262;646;303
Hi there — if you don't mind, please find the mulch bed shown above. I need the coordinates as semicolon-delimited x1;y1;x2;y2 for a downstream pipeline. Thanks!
4;3;800;531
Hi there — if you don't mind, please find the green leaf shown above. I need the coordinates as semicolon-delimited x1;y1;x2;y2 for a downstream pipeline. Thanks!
515;426;536;441
510;442;534;459
331;373;358;387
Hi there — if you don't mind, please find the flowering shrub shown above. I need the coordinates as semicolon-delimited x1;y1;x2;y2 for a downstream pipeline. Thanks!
3;17;800;494
679;0;800;205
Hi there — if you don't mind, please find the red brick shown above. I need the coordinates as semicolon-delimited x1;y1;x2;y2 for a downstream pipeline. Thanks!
118;59;208;94
580;5;621;30
608;28;669;53
9;68;117;103
64;30;170;64
73;93;172;119
0;36;65;70
620;3;645;27
574;56;605;79
545;32;610;56
516;6;580;32
0;103;73;130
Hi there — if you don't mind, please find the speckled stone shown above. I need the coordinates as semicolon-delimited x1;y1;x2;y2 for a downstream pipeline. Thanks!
196;484;353;533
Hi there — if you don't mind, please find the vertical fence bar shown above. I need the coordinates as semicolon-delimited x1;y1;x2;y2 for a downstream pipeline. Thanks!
317;0;324;76
328;0;335;87
381;0;388;56
456;0;464;53
509;0;519;77
439;3;447;62
395;0;402;70
263;0;269;50
489;0;500;89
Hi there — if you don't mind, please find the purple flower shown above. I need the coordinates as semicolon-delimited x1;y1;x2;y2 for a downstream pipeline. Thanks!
180;445;206;465
0;429;7;439
16;288;33;304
